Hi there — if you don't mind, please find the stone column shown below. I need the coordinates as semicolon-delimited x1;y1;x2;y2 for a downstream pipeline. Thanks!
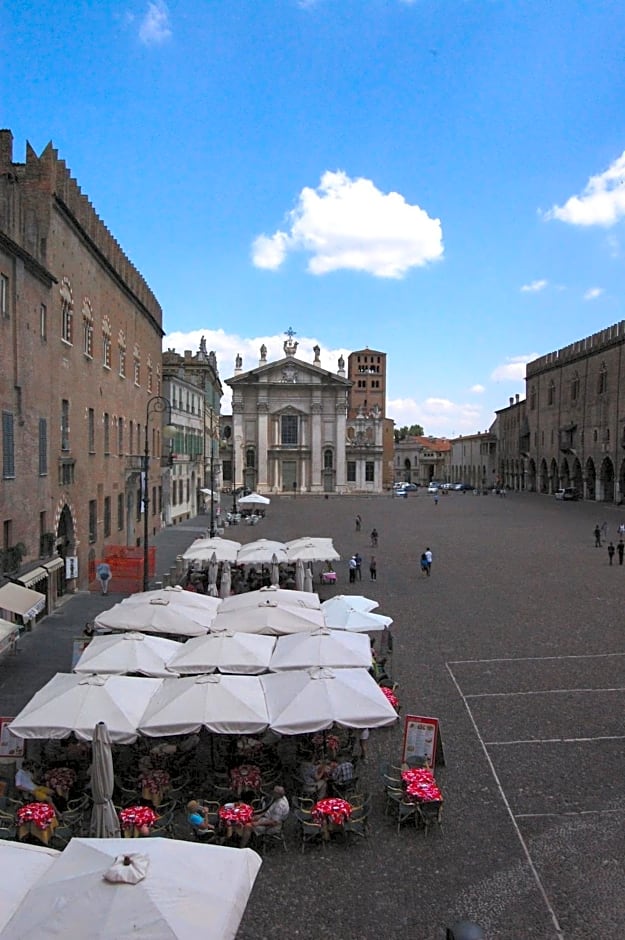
232;403;244;491
311;402;322;492
257;401;268;491
335;395;347;492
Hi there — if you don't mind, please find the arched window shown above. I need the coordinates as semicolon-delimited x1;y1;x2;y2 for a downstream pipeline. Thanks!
133;344;140;386
82;299;93;358
60;278;73;344
102;316;112;369
324;449;333;469
246;448;256;469
118;330;126;377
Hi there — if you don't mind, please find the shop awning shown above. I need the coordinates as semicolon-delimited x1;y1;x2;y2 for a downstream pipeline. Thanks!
0;583;46;619
0;618;19;642
17;567;48;589
42;557;64;573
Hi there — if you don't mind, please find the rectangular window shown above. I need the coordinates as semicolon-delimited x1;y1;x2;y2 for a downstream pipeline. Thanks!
61;399;70;451
39;511;48;555
40;303;47;339
3;520;11;550
88;408;95;453
347;461;356;483
118;417;123;455
222;459;232;482
103;413;110;455
38;418;47;475
60;460;75;485
136;487;142;521
119;347;126;378
281;414;298;445
88;499;97;543
0;274;7;317
365;461;375;482
152;486;157;516
158;485;162;514
103;496;111;537
83;320;93;358
2;411;15;479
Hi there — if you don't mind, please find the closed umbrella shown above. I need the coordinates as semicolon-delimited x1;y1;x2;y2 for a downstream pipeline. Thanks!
208;552;218;593
220;560;232;599
295;558;305;592
304;565;314;593
90;721;120;838
270;553;280;587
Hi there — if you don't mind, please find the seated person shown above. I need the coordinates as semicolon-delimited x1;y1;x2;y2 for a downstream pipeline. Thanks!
187;800;215;836
330;754;354;792
300;761;328;799
15;761;58;809
240;786;289;847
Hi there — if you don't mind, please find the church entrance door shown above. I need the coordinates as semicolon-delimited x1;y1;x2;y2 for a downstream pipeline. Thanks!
282;460;297;492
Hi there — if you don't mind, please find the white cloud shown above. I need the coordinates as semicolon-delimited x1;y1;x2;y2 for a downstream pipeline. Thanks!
520;279;548;293
544;151;625;226
252;170;443;278
490;354;539;383
387;396;482;433
139;1;171;45
583;287;604;301
470;384;485;394
606;234;621;258
163;329;350;413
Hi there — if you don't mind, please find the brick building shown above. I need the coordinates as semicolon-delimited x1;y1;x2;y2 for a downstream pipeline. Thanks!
0;131;164;601
394;435;451;486
347;347;394;489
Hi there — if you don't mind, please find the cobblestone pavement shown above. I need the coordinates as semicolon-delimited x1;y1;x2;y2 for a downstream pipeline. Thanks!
3;494;625;938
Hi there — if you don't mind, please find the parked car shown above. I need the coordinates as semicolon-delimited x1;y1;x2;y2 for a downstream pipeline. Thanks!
427;483;439;493
403;482;419;491
393;486;408;498
555;487;579;501
456;483;475;491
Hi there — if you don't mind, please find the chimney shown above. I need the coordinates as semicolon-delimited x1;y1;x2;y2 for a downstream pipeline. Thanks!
515;393;520;403
509;397;514;406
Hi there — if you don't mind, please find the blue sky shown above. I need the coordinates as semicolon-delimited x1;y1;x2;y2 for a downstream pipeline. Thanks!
3;1;625;433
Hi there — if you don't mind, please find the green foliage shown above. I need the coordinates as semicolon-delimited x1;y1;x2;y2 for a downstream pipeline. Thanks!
394;424;424;442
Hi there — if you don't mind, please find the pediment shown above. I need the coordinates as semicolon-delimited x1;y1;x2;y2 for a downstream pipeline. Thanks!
227;356;350;388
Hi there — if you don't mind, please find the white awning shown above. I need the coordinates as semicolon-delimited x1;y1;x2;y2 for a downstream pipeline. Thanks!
17;568;48;589
0;583;46;619
42;557;64;573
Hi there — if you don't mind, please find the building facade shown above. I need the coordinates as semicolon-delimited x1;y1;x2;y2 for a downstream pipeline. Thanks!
525;322;625;501
394;436;451;485
222;336;384;495
495;394;529;491
347;347;394;489
448;430;497;490
0;131;164;597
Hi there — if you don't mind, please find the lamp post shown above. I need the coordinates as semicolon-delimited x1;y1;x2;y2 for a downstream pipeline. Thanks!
209;407;216;538
143;395;175;592
231;433;237;514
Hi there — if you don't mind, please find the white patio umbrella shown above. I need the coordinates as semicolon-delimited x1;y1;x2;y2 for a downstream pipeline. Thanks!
167;631;275;675
304;565;314;593
237;539;287;565
219;586;321;611
322;606;393;632
1;838;261;940
321;594;380;615
90;721;120;839
0;842;59;934
211;604;325;636
94;599;214;638
237;492;271;506
139;674;269;736
220;559;232;599
8;673;162;744
295;558;305;592
286;538;340;563
74;632;182;678
269;628;372;671
121;586;221;614
270;553;280;587
182;537;241;564
199;488;219;499
261;667;398;734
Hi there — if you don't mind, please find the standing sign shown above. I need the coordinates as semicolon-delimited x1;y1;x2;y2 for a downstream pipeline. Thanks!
401;714;441;768
71;636;92;669
65;556;78;580
0;717;24;758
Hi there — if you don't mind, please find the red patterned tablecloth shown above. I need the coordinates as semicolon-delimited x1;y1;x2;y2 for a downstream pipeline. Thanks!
380;686;399;709
230;764;261;793
119;805;158;833
17;802;56;830
44;767;76;798
312;797;352;826
218;802;255;826
401;768;443;803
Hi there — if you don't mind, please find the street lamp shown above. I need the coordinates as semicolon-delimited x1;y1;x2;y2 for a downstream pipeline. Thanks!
208;407;216;538
143;395;175;592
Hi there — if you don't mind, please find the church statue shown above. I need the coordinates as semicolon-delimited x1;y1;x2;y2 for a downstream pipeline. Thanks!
235;353;243;369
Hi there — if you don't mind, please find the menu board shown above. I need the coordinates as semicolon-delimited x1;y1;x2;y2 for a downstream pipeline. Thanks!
0;717;24;758
401;714;440;768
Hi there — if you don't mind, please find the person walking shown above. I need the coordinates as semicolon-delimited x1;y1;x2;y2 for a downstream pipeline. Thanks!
96;561;112;595
355;514;362;532
594;525;602;548
618;539;624;566
369;556;377;581
608;542;615;565
420;552;429;576
348;555;357;583
354;552;362;581
434;492;439;506
370;528;378;547
424;547;433;576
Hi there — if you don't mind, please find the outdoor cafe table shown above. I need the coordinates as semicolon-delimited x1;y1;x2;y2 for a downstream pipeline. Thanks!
400;768;443;804
119;805;159;838
218;802;255;836
16;803;58;846
230;764;261;796
139;769;171;807
312;797;352;838
44;766;77;800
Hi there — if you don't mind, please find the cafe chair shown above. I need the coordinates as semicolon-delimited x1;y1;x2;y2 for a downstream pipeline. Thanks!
344;806;369;842
299;819;324;854
384;787;404;817
0;821;17;840
52;824;74;848
416;800;443;836
396;800;418;834
255;825;288;855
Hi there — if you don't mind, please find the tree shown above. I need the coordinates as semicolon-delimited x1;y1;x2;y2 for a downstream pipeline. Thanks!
394;424;424;442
